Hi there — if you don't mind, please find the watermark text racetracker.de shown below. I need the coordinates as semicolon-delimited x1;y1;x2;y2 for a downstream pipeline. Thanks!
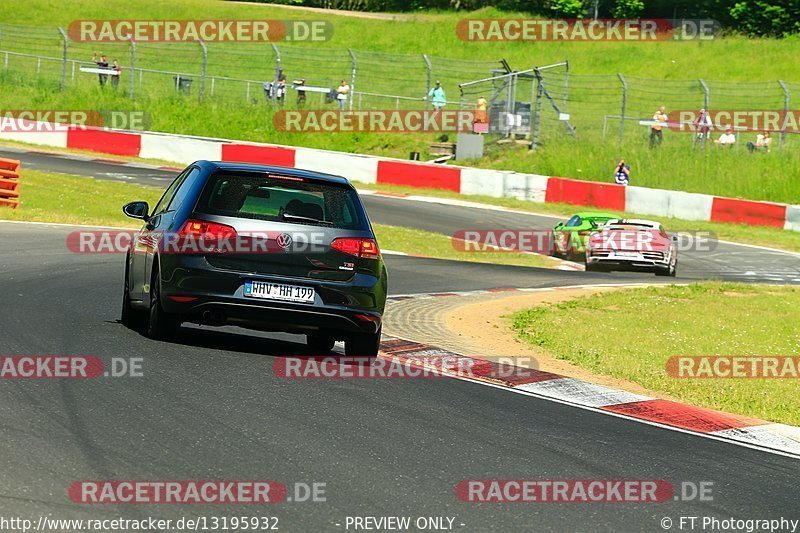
0;110;150;132
67;229;332;255
668;110;800;133
457;479;713;503
67;19;332;43
0;356;142;379
273;110;476;133
667;356;800;379
451;229;718;254
274;355;541;380
457;18;720;41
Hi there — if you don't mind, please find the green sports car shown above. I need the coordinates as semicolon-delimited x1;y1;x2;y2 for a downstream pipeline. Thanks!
552;211;618;261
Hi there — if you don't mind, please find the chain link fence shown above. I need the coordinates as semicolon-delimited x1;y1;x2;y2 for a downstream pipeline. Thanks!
0;23;496;111
2;22;799;151
534;68;800;150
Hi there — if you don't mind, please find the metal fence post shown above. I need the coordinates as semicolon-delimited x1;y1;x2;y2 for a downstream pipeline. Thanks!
530;69;543;150
198;39;207;99
422;54;432;110
348;48;356;111
271;43;281;103
563;59;570;112
699;78;709;110
58;27;68;91
778;80;789;146
618;73;627;146
129;38;135;99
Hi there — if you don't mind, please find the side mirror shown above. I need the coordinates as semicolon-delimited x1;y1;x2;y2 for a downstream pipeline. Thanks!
671;235;679;243
554;223;563;230
123;201;150;220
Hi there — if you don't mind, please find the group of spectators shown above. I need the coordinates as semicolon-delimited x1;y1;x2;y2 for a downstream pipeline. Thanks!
91;53;121;88
649;106;773;152
617;105;776;187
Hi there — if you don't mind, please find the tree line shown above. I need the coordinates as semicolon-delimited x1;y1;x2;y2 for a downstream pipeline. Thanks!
255;0;800;37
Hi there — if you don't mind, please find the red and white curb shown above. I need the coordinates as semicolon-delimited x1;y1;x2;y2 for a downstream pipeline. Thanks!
378;337;800;460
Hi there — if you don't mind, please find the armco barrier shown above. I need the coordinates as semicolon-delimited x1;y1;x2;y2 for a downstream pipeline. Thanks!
294;148;379;184
0;158;21;209
0;119;68;148
67;127;141;156
221;143;296;167
139;133;223;164
786;206;800;232
625;186;714;222
710;197;788;228
376;160;461;192
545;177;626;211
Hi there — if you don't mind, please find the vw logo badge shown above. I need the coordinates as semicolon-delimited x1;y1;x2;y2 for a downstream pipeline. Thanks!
276;233;293;248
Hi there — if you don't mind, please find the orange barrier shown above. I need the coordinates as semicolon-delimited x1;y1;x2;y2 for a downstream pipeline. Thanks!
0;158;20;209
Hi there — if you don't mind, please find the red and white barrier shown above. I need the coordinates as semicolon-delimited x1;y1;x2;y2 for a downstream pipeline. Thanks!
0;120;68;148
140;132;222;163
5;123;800;231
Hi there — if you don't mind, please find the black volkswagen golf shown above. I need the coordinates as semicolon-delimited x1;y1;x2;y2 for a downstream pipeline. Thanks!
121;161;388;356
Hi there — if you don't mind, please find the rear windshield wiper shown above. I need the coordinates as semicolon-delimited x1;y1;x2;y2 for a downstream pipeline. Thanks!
281;213;334;226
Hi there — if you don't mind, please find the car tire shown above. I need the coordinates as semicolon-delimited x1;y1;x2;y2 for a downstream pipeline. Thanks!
147;268;181;341
307;333;336;353
121;254;145;329
345;327;382;358
655;263;677;277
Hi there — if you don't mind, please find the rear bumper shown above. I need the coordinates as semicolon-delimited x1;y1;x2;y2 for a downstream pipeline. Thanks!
159;255;386;335
587;255;672;272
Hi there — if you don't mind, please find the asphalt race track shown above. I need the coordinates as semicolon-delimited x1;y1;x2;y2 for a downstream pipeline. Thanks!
1;149;799;531
5;147;800;285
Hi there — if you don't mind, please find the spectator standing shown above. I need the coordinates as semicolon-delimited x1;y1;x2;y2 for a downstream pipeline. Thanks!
614;159;630;186
715;127;736;148
428;80;446;111
475;96;488;123
92;53;109;86
276;69;287;105
649;106;667;148
336;79;349;110
111;59;121;90
295;79;307;108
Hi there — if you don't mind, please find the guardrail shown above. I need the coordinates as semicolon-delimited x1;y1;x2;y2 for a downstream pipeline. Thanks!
0;158;21;209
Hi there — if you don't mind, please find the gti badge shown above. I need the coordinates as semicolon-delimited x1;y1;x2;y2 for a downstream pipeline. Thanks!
339;262;355;271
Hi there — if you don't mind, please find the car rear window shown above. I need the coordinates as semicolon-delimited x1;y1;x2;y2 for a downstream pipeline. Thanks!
195;172;368;230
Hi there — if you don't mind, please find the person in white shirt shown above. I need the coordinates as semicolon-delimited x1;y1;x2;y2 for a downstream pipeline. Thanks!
336;79;349;110
715;127;736;148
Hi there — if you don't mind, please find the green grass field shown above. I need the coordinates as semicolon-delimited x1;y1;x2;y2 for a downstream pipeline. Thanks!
2;1;800;203
510;282;800;425
0;169;558;268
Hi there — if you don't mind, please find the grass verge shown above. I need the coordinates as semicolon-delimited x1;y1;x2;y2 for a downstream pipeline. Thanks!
510;282;800;425
0;169;559;268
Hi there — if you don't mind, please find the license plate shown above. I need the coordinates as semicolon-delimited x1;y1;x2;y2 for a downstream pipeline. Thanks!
614;251;640;258
244;281;315;304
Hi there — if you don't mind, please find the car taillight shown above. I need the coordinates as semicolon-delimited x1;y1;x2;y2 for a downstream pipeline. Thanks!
179;219;237;239
331;237;381;259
